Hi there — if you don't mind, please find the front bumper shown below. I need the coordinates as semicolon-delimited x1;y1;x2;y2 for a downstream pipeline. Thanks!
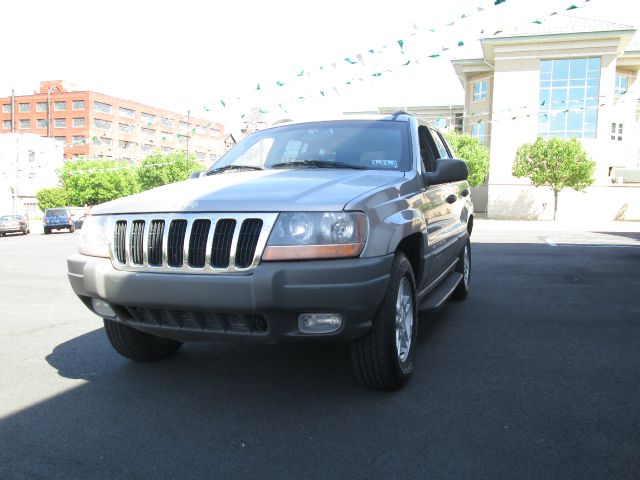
67;254;393;342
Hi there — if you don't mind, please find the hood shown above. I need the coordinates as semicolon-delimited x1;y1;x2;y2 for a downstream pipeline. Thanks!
91;169;405;214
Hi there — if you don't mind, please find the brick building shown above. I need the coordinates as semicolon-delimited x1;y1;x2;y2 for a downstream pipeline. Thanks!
0;80;226;165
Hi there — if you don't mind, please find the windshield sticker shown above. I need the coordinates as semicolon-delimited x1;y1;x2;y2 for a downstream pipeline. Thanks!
371;159;398;168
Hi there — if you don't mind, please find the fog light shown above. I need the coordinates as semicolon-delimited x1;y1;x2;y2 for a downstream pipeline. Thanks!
92;298;116;319
298;313;342;334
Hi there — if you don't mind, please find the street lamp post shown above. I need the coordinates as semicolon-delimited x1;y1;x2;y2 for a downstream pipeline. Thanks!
46;85;61;138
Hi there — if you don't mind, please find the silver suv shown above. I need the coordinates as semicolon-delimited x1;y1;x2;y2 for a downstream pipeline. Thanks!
68;113;473;390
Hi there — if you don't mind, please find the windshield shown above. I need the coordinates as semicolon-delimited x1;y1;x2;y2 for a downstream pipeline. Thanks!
45;209;68;216
207;120;410;173
0;215;21;221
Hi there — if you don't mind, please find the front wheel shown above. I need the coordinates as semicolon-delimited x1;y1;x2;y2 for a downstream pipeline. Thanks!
350;252;417;390
104;319;182;361
44;227;51;234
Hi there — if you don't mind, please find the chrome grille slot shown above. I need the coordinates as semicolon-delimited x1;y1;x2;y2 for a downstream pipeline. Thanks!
129;220;145;265
211;219;236;268
114;221;127;263
109;213;277;274
236;219;263;268
168;220;187;267
147;220;165;266
188;220;211;267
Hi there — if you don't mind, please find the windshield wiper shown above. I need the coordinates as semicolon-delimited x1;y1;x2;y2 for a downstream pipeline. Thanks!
205;165;263;175
270;160;367;170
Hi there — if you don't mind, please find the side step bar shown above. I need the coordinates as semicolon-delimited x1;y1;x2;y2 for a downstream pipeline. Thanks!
418;271;463;311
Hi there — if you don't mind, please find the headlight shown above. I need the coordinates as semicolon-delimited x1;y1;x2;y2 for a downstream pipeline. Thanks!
263;212;367;260
78;215;111;258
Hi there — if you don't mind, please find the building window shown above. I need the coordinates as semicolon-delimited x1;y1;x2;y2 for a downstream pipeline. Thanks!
471;122;486;144
210;128;221;136
119;107;135;119
141;127;155;137
72;117;85;128
179;121;189;132
20;119;31;129
94;118;112;130
473;79;487;102
119;123;135;134
196;151;206;161
454;113;463;132
611;123;623;141
54;101;66;111
161;146;173;153
615;74;629;96
98;137;113;147
19;103;30;113
2;104;10;113
54;136;66;145
72;100;85;110
73;135;86;145
36;102;47;112
2;120;11;129
36;119;47;129
54;118;66;128
160;131;171;141
142;144;154;153
161;117;173;127
141;112;156;124
118;140;136;149
177;134;188;144
538;57;600;139
94;101;112;114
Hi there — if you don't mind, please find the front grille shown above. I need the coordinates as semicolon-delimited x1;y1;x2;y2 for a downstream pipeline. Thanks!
120;306;268;333
109;213;277;274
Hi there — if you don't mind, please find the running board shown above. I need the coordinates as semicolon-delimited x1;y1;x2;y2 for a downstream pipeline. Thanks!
418;271;463;311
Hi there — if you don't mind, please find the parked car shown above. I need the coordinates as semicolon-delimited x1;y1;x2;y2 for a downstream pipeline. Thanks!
67;113;473;390
43;207;76;234
0;214;30;236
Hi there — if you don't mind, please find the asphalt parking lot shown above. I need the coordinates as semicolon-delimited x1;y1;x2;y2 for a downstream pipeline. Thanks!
0;221;639;479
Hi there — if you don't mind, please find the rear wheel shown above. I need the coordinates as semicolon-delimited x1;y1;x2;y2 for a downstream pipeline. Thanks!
350;252;417;390
44;227;51;234
103;319;182;361
452;238;470;300
69;225;76;233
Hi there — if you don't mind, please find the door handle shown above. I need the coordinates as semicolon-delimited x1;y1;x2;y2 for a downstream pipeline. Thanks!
445;194;457;204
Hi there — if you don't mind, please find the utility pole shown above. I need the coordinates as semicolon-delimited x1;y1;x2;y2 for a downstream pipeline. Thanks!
47;85;61;137
186;109;191;159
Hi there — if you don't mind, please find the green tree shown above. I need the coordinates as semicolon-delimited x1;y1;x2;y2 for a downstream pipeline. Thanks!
35;187;68;211
512;136;595;220
137;151;201;191
60;159;139;206
445;131;489;187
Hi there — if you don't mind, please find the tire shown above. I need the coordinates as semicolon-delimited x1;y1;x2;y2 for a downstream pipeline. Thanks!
350;252;417;390
103;319;182;361
69;225;76;233
451;237;471;301
44;227;51;235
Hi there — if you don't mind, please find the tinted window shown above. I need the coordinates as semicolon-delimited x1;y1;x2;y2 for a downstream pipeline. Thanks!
211;121;411;171
46;208;68;216
431;129;450;159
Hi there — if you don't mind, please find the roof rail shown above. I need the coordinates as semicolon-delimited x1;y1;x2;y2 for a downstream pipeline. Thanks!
391;110;409;120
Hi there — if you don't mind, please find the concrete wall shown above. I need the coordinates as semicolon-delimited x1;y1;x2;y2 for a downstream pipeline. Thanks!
488;184;640;221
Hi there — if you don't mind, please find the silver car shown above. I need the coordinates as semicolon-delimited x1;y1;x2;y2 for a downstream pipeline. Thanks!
0;215;30;236
68;113;473;390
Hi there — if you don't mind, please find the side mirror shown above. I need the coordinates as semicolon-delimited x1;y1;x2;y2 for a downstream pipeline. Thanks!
424;158;468;186
189;171;204;179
